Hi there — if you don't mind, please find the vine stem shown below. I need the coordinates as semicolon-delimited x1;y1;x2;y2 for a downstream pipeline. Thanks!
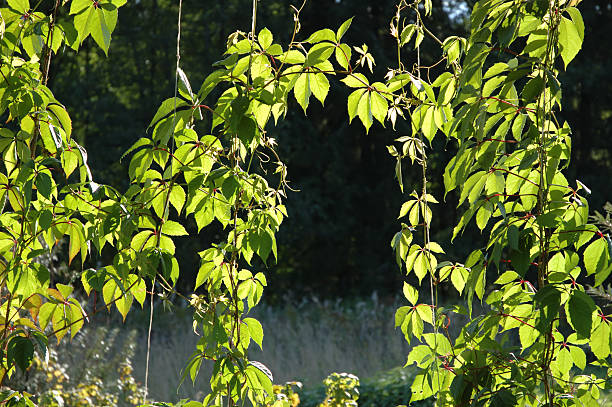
144;0;183;403
29;0;61;159
413;7;441;395
538;1;561;405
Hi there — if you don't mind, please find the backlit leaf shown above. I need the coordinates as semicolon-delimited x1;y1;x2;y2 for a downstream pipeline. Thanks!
567;290;596;338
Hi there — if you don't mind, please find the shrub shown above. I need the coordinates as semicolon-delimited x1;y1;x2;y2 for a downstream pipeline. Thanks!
10;327;145;407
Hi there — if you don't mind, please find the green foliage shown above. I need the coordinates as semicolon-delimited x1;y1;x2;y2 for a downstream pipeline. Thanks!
269;382;301;407
0;1;381;406
382;0;612;405
2;0;611;406
318;373;359;407
7;327;144;406
298;367;434;407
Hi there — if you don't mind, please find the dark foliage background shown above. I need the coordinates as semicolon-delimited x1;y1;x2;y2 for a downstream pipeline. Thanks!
46;0;611;301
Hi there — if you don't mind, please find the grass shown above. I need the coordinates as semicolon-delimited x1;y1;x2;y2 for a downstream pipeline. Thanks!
90;293;411;403
33;293;612;406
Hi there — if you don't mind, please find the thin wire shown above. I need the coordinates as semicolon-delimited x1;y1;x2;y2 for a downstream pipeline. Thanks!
144;0;183;402
144;280;155;403
415;8;440;394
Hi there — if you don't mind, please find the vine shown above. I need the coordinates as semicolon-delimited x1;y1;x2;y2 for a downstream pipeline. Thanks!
0;0;610;406
388;0;612;405
0;1;382;406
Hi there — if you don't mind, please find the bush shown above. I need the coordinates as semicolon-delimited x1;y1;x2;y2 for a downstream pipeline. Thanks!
10;327;145;407
297;368;433;407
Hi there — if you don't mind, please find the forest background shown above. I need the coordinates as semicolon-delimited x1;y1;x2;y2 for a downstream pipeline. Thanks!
49;0;612;300
16;0;612;404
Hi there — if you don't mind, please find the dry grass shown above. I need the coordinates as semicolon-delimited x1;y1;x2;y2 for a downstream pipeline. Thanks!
127;293;411;403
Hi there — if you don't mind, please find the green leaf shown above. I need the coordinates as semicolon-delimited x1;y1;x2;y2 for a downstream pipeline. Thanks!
370;91;388;125
490;389;517;407
558;16;582;68
403;282;418;305
556;347;573;375
7;336;34;372
475;205;491;231
423;333;451;354
56;283;74;299
244;318;264;350
67;221;86;266
69;300;84;339
335;44;352;69
8;0;29;13
115;290;133;321
569;345;586;369
400;25;417;47
357;91;373;133
195;261;216;290
310;73;330;105
398;200;417;219
347;89;364;123
583;236;609;276
451;267;468;295
89;7;112;54
177;67;194;100
258;27;273;50
293;73;311;113
81;268;107;296
279;50;305;64
519;323;538;349
306;28;336;43
305;43;335;67
341;73;368;88
591;321;610;359
414;252;434;283
169;185;186;215
566;7;584;40
131;230;155;252
249;361;274;395
70;0;91;14
495;271;518;285
48;104;73;140
336;17;353;41
35;172;52;199
567;290;596;338
420;106;437;142
507;225;519;251
409;310;424;340
131;277;147;307
395;306;410;328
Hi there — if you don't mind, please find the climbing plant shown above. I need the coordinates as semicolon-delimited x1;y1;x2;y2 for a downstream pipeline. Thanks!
386;0;612;405
1;0;611;406
0;0;381;406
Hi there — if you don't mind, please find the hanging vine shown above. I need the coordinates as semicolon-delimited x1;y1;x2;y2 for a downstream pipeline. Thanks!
0;0;610;406
388;0;612;405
